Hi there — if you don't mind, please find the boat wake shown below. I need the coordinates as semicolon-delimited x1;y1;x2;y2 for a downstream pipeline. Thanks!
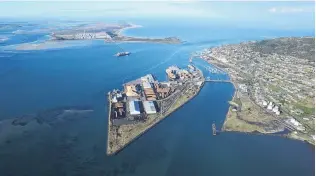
121;46;185;83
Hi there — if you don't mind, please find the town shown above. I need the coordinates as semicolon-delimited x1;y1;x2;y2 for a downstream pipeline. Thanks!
200;37;315;144
51;23;181;44
106;64;204;155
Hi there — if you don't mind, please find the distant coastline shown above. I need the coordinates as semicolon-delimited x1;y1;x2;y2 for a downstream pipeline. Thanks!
6;23;181;51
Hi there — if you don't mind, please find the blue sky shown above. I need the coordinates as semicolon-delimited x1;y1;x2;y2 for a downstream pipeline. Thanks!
0;1;314;30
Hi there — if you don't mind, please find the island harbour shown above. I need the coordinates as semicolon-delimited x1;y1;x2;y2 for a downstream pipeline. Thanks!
107;65;204;155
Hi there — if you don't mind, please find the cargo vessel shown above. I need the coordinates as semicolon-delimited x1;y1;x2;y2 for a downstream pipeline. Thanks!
115;52;131;57
212;123;217;135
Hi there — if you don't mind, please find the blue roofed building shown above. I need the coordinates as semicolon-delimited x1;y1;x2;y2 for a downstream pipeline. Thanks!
129;100;140;115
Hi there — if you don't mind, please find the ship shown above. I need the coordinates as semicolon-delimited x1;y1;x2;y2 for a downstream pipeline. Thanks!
212;123;217;136
115;52;131;57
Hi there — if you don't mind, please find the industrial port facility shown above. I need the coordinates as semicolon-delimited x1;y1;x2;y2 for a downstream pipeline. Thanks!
107;64;205;155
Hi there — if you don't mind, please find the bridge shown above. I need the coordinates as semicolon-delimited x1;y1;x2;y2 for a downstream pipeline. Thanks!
205;78;232;83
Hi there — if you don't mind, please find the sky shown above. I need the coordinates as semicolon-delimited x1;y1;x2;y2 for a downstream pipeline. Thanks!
0;1;314;30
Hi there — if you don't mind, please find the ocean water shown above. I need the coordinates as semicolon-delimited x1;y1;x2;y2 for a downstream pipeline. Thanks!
0;20;314;176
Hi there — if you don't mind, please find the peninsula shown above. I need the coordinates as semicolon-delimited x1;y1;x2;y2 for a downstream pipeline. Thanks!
51;23;181;44
200;37;315;144
11;22;181;51
106;65;204;155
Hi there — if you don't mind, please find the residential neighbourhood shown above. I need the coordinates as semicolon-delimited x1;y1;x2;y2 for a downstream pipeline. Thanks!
201;37;315;143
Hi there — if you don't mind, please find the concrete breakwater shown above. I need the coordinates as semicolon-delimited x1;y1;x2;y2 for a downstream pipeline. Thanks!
106;92;112;155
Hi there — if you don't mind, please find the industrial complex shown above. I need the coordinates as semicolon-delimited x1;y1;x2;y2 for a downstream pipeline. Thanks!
107;64;205;155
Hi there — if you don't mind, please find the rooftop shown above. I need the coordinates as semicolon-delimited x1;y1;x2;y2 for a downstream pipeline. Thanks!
143;101;157;114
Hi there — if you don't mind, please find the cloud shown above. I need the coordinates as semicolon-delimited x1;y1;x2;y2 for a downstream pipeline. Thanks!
169;0;198;2
0;1;218;19
268;7;277;13
0;0;314;1
268;6;312;13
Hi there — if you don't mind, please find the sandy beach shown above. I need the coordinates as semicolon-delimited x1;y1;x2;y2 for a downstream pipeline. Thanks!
116;24;143;36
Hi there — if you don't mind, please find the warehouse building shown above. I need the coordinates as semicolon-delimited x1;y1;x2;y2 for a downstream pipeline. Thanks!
143;101;157;114
129;100;141;115
142;81;152;89
125;84;139;97
141;74;155;83
188;64;195;71
144;89;157;100
142;79;157;100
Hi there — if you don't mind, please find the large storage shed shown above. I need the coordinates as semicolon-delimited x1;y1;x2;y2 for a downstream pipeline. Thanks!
143;101;157;114
129;100;140;115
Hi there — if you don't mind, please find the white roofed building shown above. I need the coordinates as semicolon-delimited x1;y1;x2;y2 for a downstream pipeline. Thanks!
272;106;279;113
141;74;155;83
267;102;274;110
286;118;305;131
143;101;157;114
239;84;248;93
142;81;152;89
116;93;122;98
112;96;118;103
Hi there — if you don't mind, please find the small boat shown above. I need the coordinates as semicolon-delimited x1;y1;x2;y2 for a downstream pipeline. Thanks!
115;52;131;57
212;123;217;136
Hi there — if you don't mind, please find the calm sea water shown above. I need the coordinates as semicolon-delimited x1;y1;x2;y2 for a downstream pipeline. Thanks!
0;20;314;176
